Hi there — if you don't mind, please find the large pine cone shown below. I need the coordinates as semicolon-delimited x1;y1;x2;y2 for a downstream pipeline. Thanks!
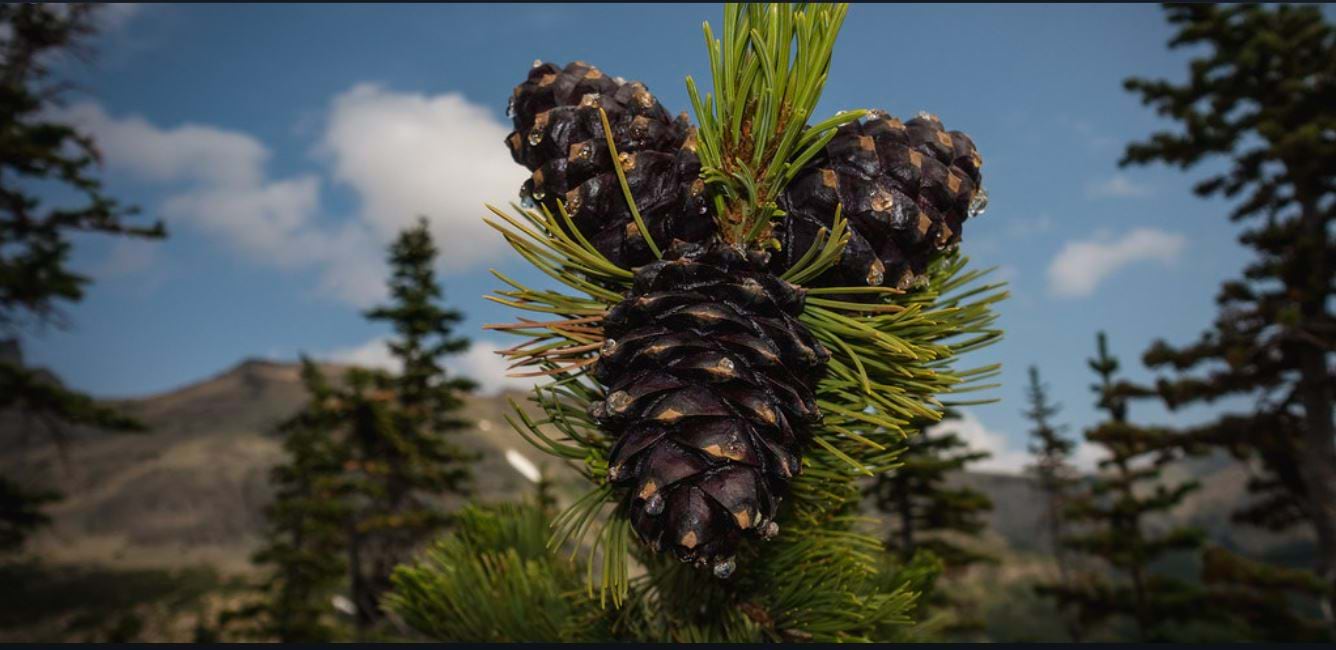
590;240;830;574
772;111;986;290
506;61;712;269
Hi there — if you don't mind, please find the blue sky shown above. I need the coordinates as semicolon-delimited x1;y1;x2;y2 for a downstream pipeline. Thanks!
24;4;1276;472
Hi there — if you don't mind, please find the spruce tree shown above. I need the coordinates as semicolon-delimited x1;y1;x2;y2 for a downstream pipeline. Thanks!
1120;4;1335;626
0;3;163;552
1043;333;1206;641
1022;365;1083;642
342;217;477;634
229;359;349;642
388;4;1007;641
865;414;993;569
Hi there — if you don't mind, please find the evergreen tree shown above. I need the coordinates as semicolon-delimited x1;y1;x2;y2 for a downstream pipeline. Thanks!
1022;365;1083;641
1042;333;1205;641
863;412;994;637
865;413;993;569
1121;4;1336;626
388;4;1006;641
0;3;163;552
342;217;477;634
228;359;349;642
1200;545;1332;642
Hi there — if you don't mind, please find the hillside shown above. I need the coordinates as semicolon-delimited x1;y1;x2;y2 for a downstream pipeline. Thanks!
1;358;1307;575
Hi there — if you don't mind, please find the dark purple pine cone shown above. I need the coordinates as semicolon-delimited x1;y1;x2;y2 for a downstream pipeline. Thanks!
505;61;712;269
589;240;830;576
771;110;987;291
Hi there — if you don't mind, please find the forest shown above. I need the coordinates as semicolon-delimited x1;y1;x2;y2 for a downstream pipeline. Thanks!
1;3;1333;643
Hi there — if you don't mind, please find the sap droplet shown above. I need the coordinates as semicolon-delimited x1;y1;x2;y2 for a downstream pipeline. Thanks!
579;92;600;108
968;187;989;218
759;520;780;540
712;557;736;579
506;96;516;118
520;192;536;210
531;186;547;201
605;390;632;414
644;492;665;516
915;110;939;122
613;76;626;85
577;142;594;162
531;59;543;68
607;463;623;481
867;108;890;121
601;338;618;356
527;127;544;146
718;357;735;372
865;261;885;287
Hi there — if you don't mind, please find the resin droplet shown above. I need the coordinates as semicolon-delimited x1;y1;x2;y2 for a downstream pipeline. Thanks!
531;186;546;201
527;128;544;146
605;390;632;415
867;108;889;121
866;260;885;287
531;59;543;68
915;110;940;123
717;357;735;372
579;92;599;108
968;187;989;218
613;76;626;85
506;96;516;118
759;520;780;540
520;192;536;210
600;338;618;356
643;492;665;516
607;463;623;481
712;557;736;579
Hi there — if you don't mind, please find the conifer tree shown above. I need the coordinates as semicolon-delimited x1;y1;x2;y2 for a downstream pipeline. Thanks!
389;3;1006;641
0;3;163;552
342;217;477;634
1120;4;1335;625
229;359;349;642
865;413;993;569
1200;545;1332;642
1022;365;1083;641
1042;333;1206;641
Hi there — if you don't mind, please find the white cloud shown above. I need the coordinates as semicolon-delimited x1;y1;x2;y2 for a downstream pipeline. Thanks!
96;4;144;33
54;102;387;305
928;410;1101;475
1086;173;1151;199
930;410;1030;474
55;84;524;306
1046;228;1186;298
324;337;538;395
1005;213;1053;238
319;84;527;270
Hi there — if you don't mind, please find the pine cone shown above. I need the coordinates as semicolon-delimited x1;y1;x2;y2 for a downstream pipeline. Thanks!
772;111;986;290
590;240;829;574
506;61;712;269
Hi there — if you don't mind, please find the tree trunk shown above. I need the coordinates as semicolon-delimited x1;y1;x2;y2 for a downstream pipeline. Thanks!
897;476;915;560
1294;195;1336;629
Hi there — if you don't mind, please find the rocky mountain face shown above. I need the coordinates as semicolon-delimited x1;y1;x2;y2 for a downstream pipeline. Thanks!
1;359;1307;574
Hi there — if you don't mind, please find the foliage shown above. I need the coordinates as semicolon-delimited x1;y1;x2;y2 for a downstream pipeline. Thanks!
1040;333;1207;641
1200;545;1332;642
0;2;162;554
387;502;614;642
1122;3;1335;628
